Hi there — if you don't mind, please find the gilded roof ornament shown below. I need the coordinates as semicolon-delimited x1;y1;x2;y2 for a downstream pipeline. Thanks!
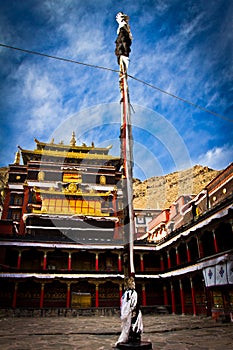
14;151;21;165
70;131;76;147
100;175;106;185
38;171;45;181
63;183;79;194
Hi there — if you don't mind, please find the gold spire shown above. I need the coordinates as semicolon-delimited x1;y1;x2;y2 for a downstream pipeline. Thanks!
70;131;76;147
14;150;20;165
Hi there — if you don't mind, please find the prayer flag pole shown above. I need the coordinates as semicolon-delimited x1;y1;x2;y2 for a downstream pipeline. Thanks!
114;13;153;349
115;12;135;277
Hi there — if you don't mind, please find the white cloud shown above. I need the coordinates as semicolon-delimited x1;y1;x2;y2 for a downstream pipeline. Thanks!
23;68;60;101
197;144;233;170
13;64;66;135
0;0;232;173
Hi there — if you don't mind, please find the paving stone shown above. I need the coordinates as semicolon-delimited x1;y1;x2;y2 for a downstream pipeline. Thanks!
0;314;232;349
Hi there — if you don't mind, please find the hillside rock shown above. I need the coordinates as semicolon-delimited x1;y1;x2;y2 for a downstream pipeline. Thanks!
133;165;220;210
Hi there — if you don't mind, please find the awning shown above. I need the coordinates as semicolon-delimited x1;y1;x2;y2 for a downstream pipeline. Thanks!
0;272;124;279
202;254;233;286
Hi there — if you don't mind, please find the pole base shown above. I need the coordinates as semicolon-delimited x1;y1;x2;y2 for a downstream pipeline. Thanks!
116;341;153;349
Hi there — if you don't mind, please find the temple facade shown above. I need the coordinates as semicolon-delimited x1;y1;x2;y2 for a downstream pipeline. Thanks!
0;136;232;319
0;134;126;309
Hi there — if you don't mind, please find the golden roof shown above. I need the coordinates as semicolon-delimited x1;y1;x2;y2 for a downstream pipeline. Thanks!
18;133;120;165
20;148;119;159
34;136;113;154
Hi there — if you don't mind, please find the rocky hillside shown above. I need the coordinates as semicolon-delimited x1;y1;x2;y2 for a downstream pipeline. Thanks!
133;165;220;210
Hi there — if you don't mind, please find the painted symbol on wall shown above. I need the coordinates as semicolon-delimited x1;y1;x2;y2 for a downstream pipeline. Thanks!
208;269;213;279
219;266;225;278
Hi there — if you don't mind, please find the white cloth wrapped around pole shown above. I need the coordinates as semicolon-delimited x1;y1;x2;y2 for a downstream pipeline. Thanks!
116;283;143;345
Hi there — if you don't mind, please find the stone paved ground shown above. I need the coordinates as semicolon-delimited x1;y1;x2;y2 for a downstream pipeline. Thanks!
0;314;232;350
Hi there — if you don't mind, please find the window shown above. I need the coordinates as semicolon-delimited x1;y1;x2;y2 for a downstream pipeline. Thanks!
136;216;145;224
12;210;21;221
137;227;146;234
14;196;23;206
63;173;82;183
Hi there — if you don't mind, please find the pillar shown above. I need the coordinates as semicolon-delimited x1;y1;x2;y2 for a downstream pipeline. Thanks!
66;283;71;308
186;242;191;262
163;285;168;305
68;252;72;271
190;276;197;316
160;255;164;271
112;191;120;240
176;246;180;265
197;236;204;258
40;283;45;309
230;219;233;232
212;230;219;253
119;283;123;303
179;279;185;315
43;251;47;270
95;253;99;271
142;284;146;306
114;220;120;240
1;188;10;220
170;282;176;314
12;282;18;308
95;283;99;308
140;253;144;272
17;251;22;269
118;253;122;272
19;184;29;235
167;250;171;269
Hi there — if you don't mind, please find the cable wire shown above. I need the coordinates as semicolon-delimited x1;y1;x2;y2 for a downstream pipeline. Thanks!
128;74;233;122
0;43;119;73
0;42;232;123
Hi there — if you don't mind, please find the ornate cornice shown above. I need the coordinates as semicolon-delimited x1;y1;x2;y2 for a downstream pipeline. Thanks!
20;148;120;161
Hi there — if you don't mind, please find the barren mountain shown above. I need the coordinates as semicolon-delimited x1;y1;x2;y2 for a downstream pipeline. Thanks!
133;165;220;210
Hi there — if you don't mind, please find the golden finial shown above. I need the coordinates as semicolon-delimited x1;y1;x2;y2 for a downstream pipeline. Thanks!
14;151;20;165
70;131;76;147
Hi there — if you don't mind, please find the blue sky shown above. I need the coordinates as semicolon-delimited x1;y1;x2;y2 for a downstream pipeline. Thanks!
0;0;232;180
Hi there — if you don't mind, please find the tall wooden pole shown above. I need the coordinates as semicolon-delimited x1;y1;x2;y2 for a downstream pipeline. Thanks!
115;14;153;349
115;12;135;277
119;56;135;277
